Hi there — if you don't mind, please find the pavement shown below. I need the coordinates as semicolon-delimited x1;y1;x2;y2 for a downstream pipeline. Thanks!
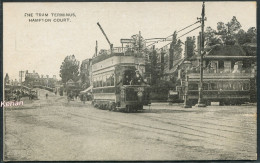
3;88;257;161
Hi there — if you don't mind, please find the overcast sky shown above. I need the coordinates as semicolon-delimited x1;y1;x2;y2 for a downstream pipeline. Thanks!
3;2;256;80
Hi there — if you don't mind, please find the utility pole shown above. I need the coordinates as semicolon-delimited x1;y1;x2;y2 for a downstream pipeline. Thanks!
196;1;206;107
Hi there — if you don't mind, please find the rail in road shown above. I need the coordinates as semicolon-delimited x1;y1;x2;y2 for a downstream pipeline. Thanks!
4;88;257;160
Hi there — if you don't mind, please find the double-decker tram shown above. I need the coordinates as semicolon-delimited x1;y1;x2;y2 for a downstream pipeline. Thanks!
91;53;150;112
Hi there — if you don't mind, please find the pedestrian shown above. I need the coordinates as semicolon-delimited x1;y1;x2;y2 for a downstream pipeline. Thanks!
82;94;86;104
46;93;48;99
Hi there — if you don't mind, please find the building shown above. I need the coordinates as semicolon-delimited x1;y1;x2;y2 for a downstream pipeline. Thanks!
181;43;257;105
24;70;57;88
24;70;40;87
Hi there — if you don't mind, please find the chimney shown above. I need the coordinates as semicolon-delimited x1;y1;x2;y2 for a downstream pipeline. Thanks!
47;75;49;79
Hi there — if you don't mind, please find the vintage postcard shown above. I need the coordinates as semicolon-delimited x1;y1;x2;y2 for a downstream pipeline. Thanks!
2;1;257;161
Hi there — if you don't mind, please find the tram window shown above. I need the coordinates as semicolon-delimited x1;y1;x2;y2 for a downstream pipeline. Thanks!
203;83;208;90
103;76;107;87
123;70;133;85
96;77;99;87
99;77;102;87
223;82;234;90
95;78;98;88
106;75;110;86
243;83;249;90
123;75;131;85
96;78;99;87
188;83;198;90
97;77;100;87
93;78;96;88
233;82;242;90
111;74;115;86
218;82;223;90
223;82;230;90
219;60;224;73
210;83;217;90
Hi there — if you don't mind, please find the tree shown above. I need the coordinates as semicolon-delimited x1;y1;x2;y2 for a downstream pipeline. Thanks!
169;31;183;68
150;47;159;85
79;62;90;88
226;16;241;35
246;27;257;43
60;55;80;84
131;33;146;52
236;29;247;45
205;16;256;47
185;36;196;58
204;26;223;46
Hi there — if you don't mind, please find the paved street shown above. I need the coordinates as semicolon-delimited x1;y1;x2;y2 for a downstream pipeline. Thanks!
4;89;257;161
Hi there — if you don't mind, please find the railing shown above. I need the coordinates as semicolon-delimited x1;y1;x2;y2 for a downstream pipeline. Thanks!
187;68;256;75
98;47;146;56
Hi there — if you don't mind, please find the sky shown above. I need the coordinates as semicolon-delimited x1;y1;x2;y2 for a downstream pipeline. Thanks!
3;2;257;80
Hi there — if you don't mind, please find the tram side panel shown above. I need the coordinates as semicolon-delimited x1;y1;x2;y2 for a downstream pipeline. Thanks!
186;78;251;105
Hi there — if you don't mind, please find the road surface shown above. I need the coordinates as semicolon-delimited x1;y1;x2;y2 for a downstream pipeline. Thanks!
4;89;257;161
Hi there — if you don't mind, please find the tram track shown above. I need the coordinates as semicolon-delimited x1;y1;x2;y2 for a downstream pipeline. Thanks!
134;114;256;148
135;112;255;135
142;108;255;131
67;110;255;153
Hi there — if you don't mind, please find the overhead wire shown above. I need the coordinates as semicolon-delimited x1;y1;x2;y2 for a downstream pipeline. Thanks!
146;20;200;47
142;25;201;53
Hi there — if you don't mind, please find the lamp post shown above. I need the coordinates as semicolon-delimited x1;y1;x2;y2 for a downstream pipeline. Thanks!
196;2;206;107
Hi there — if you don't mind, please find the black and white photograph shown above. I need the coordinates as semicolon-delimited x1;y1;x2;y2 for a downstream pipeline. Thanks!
2;1;257;161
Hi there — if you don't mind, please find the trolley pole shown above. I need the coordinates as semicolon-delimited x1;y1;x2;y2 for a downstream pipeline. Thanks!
196;2;206;107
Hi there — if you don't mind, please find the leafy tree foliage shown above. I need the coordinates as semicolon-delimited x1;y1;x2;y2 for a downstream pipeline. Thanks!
185;36;196;58
204;27;223;46
150;47;159;85
60;55;80;84
170;31;183;60
205;16;256;47
236;27;257;45
131;33;146;51
79;62;90;89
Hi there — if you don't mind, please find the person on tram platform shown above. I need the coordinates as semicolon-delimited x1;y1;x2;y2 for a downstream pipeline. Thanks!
130;70;146;85
124;75;131;85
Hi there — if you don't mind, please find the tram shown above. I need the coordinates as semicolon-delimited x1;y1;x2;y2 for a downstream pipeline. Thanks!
91;53;150;112
178;72;254;106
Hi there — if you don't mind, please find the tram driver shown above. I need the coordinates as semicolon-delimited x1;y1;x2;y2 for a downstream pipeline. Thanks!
130;70;146;85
